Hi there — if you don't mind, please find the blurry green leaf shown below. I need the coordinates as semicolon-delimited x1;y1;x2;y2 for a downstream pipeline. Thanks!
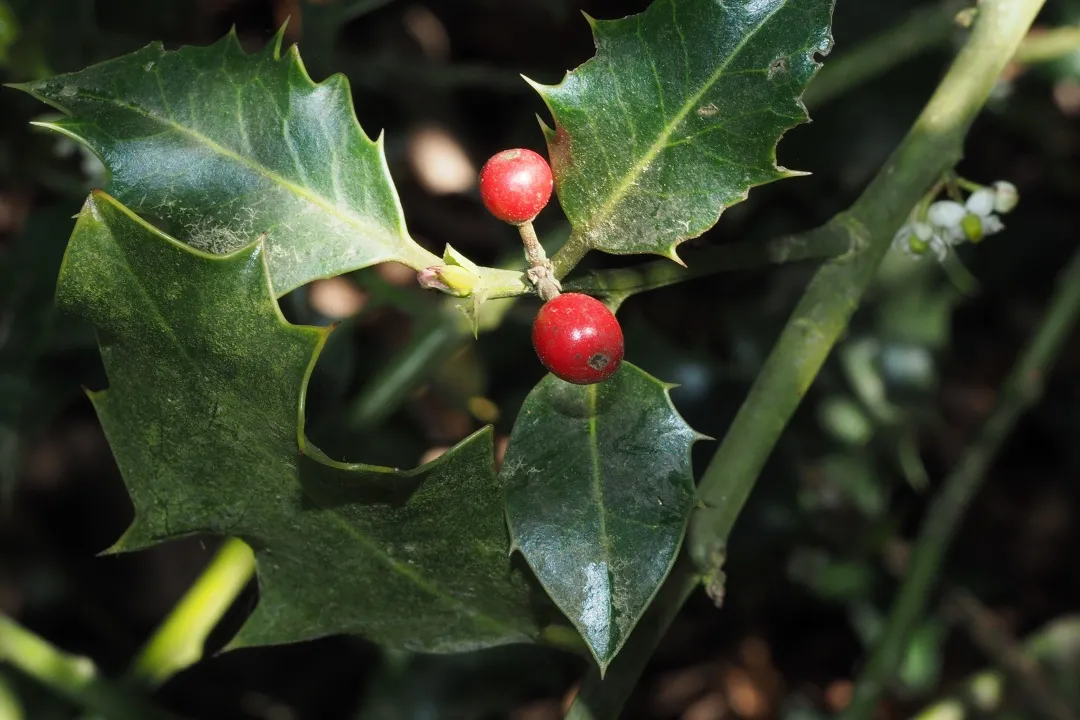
913;616;1080;719
787;548;874;602
0;1;17;66
877;275;959;349
299;0;399;80
898;619;947;696
818;396;874;446
797;452;886;519
5;0;96;78
0;207;85;505
0;671;23;720
534;0;834;261
14;29;440;296
0;207;75;372
501;364;699;670
60;192;538;652
822;452;887;518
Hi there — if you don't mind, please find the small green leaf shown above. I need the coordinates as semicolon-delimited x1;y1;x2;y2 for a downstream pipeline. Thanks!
533;0;834;261
501;364;700;670
15;29;440;296
60;192;537;652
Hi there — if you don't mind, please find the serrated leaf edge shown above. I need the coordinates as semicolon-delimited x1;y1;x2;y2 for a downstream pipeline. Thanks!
68;191;528;644
529;0;832;263
12;27;439;293
505;364;707;675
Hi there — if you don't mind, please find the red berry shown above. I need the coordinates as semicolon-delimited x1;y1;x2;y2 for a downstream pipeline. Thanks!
478;148;553;224
532;293;624;385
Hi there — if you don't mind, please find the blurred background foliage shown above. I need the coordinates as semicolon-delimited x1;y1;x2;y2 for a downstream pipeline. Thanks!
1;0;1080;718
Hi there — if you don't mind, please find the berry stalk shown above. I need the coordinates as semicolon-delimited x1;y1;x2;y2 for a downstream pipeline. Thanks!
518;220;562;301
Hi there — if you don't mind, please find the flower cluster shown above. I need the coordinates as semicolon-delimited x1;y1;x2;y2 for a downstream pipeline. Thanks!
893;180;1018;261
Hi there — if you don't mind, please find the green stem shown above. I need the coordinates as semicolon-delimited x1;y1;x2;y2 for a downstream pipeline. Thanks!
549;0;965;286
688;0;1046;591
345;312;468;430
339;0;1027;431
344;230;565;431
1014;25;1080;64
841;243;1080;720
126;538;255;689
912;616;1080;720
549;233;590;281
566;1;1045;716
944;588;1078;720
802;0;968;109
563;231;851;309
0;614;182;720
564;556;700;720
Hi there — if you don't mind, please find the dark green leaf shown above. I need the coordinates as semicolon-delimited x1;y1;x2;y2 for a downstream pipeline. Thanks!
59;192;537;652
501;364;700;670
15;30;439;296
534;0;834;261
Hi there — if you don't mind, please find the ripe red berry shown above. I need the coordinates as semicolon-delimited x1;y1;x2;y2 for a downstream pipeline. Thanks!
532;293;624;385
478;148;553;224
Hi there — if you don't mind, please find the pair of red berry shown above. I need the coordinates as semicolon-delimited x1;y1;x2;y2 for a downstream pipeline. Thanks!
478;149;624;385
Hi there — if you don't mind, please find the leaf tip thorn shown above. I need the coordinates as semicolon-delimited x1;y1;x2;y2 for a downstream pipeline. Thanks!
663;246;687;267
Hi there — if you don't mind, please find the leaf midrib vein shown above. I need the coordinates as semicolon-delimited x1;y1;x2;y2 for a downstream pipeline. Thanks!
100;212;515;639
582;0;791;234
587;384;614;647
72;89;420;256
317;499;519;637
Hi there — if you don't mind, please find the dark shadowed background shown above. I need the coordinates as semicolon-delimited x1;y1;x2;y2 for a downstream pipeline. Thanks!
2;0;1080;718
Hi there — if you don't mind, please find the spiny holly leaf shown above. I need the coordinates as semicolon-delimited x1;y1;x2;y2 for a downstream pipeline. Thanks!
59;192;538;652
532;0;834;262
14;29;439;296
501;364;701;671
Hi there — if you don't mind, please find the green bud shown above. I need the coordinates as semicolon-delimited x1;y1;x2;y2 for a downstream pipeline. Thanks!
417;265;479;297
907;233;930;254
961;213;984;242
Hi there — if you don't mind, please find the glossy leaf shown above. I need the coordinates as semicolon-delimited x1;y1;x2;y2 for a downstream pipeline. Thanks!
501;364;700;670
15;29;439;296
59;192;538;652
534;0;834;261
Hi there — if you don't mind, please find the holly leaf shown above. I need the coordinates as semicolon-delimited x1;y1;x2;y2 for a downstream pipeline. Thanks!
533;0;834;262
59;191;538;652
13;29;439;296
501;364;701;670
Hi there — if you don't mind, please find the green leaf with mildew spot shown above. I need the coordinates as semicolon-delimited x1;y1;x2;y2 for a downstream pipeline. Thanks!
60;191;538;652
13;29;439;296
500;364;701;671
532;0;834;262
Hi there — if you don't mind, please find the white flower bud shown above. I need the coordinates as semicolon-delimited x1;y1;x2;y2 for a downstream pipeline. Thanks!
983;214;1005;235
992;181;1018;213
965;188;995;217
928;200;966;229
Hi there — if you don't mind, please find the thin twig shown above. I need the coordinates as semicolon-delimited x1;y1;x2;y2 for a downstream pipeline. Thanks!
0;613;183;720
690;0;1047;591
842;242;1080;719
563;231;851;309
338;0;1046;431
1014;25;1080;65
912;616;1080;720
802;0;968;109
126;538;255;689
881;545;1077;720
943;588;1079;720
